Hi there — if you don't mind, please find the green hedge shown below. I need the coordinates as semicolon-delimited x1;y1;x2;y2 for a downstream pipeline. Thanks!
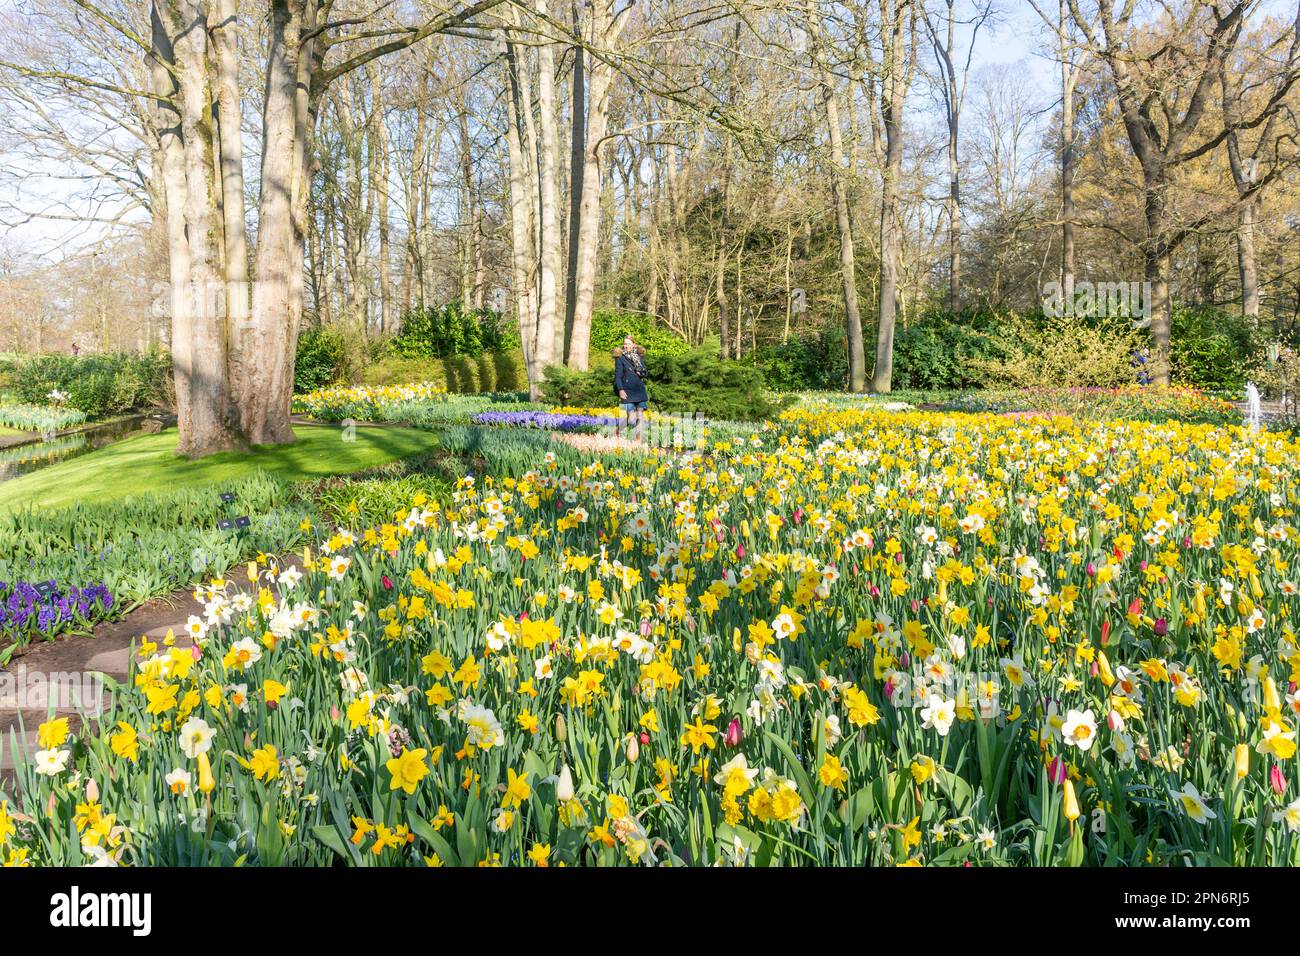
1170;306;1257;391
589;309;690;359
361;350;528;393
10;351;172;419
752;320;849;391
762;306;1256;392
541;344;779;421
388;302;518;359
295;326;350;392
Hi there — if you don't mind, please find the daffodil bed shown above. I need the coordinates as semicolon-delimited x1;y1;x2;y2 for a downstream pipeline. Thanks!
5;403;1300;867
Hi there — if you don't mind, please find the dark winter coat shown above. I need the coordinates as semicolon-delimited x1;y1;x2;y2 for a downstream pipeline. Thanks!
613;347;648;404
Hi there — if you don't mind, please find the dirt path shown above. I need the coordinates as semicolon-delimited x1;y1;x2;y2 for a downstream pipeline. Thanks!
0;559;296;784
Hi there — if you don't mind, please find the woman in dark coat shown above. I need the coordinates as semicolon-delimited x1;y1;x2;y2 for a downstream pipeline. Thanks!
613;335;648;441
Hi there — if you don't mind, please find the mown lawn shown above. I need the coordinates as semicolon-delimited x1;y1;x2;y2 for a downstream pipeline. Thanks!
1;424;434;510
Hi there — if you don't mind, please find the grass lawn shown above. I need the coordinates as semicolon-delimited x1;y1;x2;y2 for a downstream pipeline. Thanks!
1;424;435;511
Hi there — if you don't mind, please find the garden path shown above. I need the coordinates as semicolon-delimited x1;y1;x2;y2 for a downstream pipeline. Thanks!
0;559;299;785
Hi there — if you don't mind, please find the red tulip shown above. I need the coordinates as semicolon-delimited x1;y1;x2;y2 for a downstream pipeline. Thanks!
381;575;393;590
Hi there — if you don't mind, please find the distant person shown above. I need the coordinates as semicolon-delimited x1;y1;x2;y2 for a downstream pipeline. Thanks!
71;343;80;356
613;334;648;442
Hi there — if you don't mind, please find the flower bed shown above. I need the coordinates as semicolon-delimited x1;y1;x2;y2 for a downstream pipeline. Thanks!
0;402;88;432
292;382;449;422
0;579;113;644
5;402;1300;867
939;385;1239;424
472;410;617;432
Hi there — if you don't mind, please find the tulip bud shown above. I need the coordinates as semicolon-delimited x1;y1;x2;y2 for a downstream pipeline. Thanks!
1264;676;1282;715
555;764;575;802
1271;764;1286;796
1152;617;1168;637
1047;756;1067;785
724;717;743;748
1097;652;1115;688
626;735;639;763
197;751;215;795
1063;778;1080;822
1234;743;1250;779
639;732;650;746
555;713;567;743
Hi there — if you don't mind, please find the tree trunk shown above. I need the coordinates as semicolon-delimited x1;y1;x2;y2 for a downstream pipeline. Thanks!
563;0;586;361
503;31;541;397
173;0;238;456
1142;181;1172;385
534;0;562;373
150;2;195;444
1237;194;1259;325
946;111;960;314
242;0;304;444
211;0;250;382
370;64;393;334
1059;0;1076;305
817;56;865;391
873;92;904;393
565;2;626;371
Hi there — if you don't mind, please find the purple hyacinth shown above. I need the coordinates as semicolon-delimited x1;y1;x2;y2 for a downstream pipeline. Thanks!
0;578;114;641
472;410;619;432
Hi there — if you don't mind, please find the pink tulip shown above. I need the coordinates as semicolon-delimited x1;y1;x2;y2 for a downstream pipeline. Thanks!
1048;756;1067;785
724;718;743;748
1271;764;1287;795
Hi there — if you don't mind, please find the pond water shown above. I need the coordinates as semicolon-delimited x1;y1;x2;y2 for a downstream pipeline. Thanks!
0;416;161;483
